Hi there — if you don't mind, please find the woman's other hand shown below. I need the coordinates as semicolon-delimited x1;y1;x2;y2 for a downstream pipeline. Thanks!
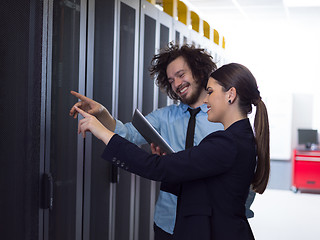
75;106;114;145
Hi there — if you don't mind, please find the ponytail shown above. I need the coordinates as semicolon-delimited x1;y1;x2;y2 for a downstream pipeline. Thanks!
209;63;270;194
251;100;270;194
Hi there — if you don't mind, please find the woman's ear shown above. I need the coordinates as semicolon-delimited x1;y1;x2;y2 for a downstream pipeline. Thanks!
227;87;237;104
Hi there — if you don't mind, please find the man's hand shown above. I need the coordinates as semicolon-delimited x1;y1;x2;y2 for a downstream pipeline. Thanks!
150;143;166;156
69;91;105;119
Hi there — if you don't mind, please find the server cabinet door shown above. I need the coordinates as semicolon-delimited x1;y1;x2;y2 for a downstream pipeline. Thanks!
0;0;43;239
114;1;140;240
48;0;84;239
82;0;115;239
136;3;158;240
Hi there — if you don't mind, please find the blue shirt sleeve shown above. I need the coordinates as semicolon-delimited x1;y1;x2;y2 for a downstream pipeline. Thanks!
113;108;165;146
114;119;146;145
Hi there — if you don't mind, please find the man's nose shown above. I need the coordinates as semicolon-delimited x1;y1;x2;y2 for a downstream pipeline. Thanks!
173;77;183;89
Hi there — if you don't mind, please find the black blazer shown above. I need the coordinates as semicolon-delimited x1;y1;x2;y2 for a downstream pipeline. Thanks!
102;118;256;240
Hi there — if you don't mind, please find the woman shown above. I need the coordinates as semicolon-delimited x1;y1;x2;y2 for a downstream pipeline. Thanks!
74;63;270;239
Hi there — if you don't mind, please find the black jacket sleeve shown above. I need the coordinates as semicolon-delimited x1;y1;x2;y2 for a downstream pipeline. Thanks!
101;131;237;183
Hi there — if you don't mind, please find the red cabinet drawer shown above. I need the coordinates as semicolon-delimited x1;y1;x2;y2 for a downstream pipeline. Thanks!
294;161;320;189
292;149;320;191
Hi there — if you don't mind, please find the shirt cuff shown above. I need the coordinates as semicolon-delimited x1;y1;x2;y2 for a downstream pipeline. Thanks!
114;119;124;134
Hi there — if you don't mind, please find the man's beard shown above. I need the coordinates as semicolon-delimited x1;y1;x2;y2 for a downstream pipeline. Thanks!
180;82;203;106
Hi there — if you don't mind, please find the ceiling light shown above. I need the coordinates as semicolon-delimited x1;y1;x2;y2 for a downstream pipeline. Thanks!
283;0;320;7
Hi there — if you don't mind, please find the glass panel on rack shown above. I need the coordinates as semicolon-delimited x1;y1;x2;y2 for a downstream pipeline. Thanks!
50;1;81;239
175;30;180;45
118;2;135;123
158;24;170;108
142;15;156;115
90;0;115;239
183;36;187;45
138;13;157;240
160;24;169;49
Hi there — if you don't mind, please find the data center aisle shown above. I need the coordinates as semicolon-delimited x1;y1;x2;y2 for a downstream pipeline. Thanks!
249;189;320;240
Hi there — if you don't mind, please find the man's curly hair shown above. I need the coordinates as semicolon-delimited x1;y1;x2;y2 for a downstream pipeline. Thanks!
149;42;217;101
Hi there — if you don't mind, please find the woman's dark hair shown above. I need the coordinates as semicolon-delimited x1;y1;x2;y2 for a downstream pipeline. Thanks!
150;42;217;100
211;63;270;194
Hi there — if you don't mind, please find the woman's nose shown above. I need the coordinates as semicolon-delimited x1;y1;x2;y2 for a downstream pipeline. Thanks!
203;95;208;103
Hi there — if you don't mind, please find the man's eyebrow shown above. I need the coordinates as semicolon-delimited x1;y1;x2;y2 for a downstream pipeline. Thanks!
174;69;185;76
167;69;185;81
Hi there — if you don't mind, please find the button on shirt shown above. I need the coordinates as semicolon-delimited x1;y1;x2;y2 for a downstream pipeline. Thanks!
114;103;223;234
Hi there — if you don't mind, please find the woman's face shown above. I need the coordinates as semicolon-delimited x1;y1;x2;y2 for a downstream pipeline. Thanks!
204;77;229;123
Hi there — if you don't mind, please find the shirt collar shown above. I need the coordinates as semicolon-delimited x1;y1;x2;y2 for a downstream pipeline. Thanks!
179;102;208;113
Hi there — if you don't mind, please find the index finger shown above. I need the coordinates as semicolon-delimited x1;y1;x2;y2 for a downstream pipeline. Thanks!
74;106;91;118
70;90;90;102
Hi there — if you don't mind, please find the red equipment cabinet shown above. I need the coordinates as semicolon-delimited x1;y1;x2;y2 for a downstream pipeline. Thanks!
292;149;320;192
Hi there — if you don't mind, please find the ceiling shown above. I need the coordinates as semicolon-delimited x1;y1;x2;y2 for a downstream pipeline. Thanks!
184;0;320;30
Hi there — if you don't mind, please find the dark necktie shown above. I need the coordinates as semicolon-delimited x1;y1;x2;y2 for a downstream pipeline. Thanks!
185;107;201;149
160;107;201;197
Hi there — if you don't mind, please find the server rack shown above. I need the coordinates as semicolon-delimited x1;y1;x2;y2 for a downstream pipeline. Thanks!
0;1;226;240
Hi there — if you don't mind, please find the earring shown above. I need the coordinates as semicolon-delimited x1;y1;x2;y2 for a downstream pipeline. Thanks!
228;99;232;104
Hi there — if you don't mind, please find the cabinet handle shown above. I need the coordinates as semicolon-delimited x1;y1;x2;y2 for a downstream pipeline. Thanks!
306;180;316;185
295;157;320;162
41;173;53;210
110;165;119;183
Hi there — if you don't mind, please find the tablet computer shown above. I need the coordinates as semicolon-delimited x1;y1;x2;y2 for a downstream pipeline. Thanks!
132;109;174;154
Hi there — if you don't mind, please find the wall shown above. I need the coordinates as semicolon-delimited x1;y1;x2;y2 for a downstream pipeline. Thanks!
218;17;320;189
224;22;320;161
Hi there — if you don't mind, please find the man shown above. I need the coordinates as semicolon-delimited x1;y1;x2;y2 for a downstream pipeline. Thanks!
70;43;254;239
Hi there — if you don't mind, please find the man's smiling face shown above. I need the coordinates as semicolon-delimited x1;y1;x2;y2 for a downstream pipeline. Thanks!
166;56;203;106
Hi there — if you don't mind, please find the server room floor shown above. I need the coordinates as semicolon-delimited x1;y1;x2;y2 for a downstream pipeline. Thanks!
248;189;320;240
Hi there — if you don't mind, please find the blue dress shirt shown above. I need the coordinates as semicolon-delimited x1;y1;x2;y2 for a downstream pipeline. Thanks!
114;102;223;234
